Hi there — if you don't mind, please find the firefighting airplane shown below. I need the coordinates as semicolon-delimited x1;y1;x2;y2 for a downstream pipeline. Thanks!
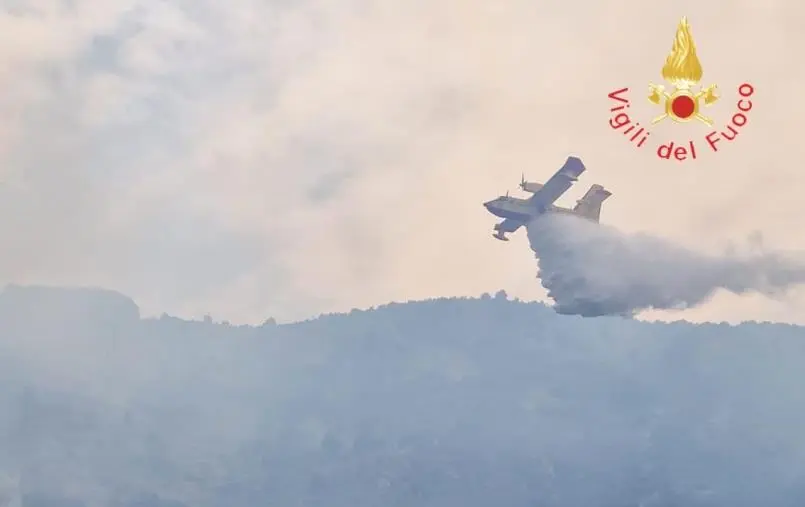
483;156;612;241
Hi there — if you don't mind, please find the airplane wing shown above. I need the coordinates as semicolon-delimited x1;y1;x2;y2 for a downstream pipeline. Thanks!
494;218;524;233
527;156;586;208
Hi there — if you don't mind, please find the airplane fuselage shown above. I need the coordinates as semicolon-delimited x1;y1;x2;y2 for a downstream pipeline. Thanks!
483;197;574;222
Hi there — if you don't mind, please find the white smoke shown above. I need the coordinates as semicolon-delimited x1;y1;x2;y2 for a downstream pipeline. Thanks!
527;214;805;317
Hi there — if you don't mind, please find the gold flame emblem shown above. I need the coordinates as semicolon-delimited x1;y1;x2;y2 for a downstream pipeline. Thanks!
648;17;719;126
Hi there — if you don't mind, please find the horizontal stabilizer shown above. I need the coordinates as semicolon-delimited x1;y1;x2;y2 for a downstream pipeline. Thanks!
573;184;611;222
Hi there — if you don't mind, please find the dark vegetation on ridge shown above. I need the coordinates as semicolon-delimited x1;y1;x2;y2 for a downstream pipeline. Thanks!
0;285;804;507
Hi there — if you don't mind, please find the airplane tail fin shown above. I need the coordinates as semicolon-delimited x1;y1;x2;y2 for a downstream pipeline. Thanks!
573;184;612;222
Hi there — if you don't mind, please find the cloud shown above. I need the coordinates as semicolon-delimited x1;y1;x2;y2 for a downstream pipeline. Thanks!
0;0;803;323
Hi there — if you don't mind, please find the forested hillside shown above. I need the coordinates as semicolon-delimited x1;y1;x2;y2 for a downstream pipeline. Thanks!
1;286;804;506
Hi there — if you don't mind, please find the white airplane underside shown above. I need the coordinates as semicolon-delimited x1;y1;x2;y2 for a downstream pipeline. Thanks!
483;156;611;241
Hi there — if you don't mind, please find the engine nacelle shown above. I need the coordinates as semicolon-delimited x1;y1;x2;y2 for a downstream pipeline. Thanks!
521;182;543;193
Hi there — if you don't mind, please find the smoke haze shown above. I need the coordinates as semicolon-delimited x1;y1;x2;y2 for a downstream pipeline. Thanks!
0;0;802;324
527;214;805;317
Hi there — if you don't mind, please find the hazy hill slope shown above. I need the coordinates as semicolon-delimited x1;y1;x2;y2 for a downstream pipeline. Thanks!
1;286;805;506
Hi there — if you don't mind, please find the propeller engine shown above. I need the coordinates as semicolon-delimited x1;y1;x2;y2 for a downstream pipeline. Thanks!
520;176;544;194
